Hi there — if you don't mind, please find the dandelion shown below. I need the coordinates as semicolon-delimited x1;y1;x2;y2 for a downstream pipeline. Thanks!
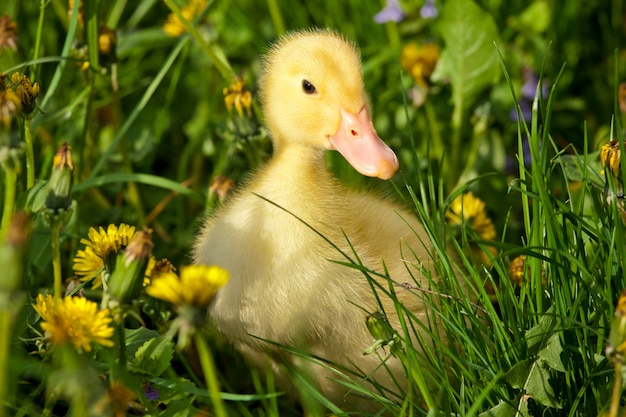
73;224;137;288
374;0;404;24
509;255;526;287
163;0;207;37
32;293;114;352
107;228;154;304
0;13;18;52
400;42;440;87
10;72;40;115
147;264;229;308
446;192;496;242
223;76;253;118
601;140;621;181
45;142;74;215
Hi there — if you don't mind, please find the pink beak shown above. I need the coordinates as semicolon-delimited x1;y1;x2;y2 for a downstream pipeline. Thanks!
329;107;399;180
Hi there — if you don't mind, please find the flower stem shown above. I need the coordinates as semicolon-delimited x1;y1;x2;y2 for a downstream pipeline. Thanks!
609;362;622;417
50;221;62;298
162;0;233;81
31;0;48;81
22;118;35;189
0;168;16;242
194;333;227;417
266;0;285;36
0;312;12;417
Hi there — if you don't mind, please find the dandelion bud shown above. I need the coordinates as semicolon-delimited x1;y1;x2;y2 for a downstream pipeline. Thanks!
10;72;40;115
223;76;253;118
600;140;622;181
45;142;74;215
107;228;153;304
365;311;395;343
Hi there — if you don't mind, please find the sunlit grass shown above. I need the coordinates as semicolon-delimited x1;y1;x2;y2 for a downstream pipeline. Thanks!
1;0;626;416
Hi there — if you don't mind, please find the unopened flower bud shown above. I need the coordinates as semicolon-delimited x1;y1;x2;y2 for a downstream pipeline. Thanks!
45;142;74;214
107;228;153;304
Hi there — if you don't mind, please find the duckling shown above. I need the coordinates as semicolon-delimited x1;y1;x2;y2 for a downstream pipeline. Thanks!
194;29;450;411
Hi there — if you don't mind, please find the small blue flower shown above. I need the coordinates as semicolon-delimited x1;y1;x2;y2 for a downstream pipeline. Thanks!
420;0;438;19
144;383;159;401
374;0;405;23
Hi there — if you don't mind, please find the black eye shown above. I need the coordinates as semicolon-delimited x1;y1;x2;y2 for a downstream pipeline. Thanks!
302;80;316;94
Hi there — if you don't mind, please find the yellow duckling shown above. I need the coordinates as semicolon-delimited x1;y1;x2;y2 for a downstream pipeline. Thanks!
194;29;450;412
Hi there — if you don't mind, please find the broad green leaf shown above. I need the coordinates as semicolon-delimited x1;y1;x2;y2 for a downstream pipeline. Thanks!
525;307;558;354
134;335;175;376
538;333;566;373
479;400;525;417
432;0;500;113
519;0;552;34
125;327;161;358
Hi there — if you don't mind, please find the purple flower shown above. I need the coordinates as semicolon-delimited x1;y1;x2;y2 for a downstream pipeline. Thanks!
144;384;159;401
420;0;438;19
520;68;549;100
374;0;404;23
509;100;532;123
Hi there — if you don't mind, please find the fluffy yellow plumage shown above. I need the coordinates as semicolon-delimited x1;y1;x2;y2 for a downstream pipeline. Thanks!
194;29;458;412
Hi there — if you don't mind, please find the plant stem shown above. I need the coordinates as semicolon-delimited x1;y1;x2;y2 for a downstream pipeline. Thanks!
0;168;16;242
194;333;227;417
50;221;62;298
22;118;35;189
162;0;233;80
609;363;622;417
0;312;11;417
266;0;285;36
31;0;48;81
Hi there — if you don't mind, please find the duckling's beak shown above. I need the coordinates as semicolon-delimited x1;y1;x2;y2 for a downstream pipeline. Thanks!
329;107;399;180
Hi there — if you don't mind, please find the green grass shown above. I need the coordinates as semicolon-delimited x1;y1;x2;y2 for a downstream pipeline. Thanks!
2;0;626;416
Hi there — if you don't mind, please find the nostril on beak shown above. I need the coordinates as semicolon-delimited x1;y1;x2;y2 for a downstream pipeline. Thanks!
350;128;359;138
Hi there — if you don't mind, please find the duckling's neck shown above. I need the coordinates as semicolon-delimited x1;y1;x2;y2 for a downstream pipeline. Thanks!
253;143;335;198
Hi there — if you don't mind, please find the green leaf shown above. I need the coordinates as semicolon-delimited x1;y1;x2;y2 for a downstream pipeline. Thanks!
431;0;500;112
16;180;48;213
538;333;566;373
134;335;175;376
525;307;558;354
125;327;161;358
479;400;524;417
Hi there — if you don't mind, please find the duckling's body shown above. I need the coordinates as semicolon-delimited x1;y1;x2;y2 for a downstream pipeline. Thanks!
194;29;442;411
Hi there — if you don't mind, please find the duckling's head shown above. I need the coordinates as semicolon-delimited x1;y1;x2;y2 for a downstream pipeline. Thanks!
259;29;398;180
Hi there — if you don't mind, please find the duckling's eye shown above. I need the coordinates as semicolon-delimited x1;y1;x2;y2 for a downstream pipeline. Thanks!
302;80;316;94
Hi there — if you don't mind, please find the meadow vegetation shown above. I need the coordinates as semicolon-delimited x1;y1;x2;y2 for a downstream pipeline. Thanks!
1;0;625;416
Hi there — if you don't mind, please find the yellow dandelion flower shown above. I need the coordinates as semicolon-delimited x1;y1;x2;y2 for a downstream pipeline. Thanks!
223;76;253;118
601;140;622;180
73;246;105;287
508;255;526;287
147;264;229;308
163;0;207;37
446;192;496;241
83;223;136;258
73;223;137;287
400;42;440;87
33;294;114;352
